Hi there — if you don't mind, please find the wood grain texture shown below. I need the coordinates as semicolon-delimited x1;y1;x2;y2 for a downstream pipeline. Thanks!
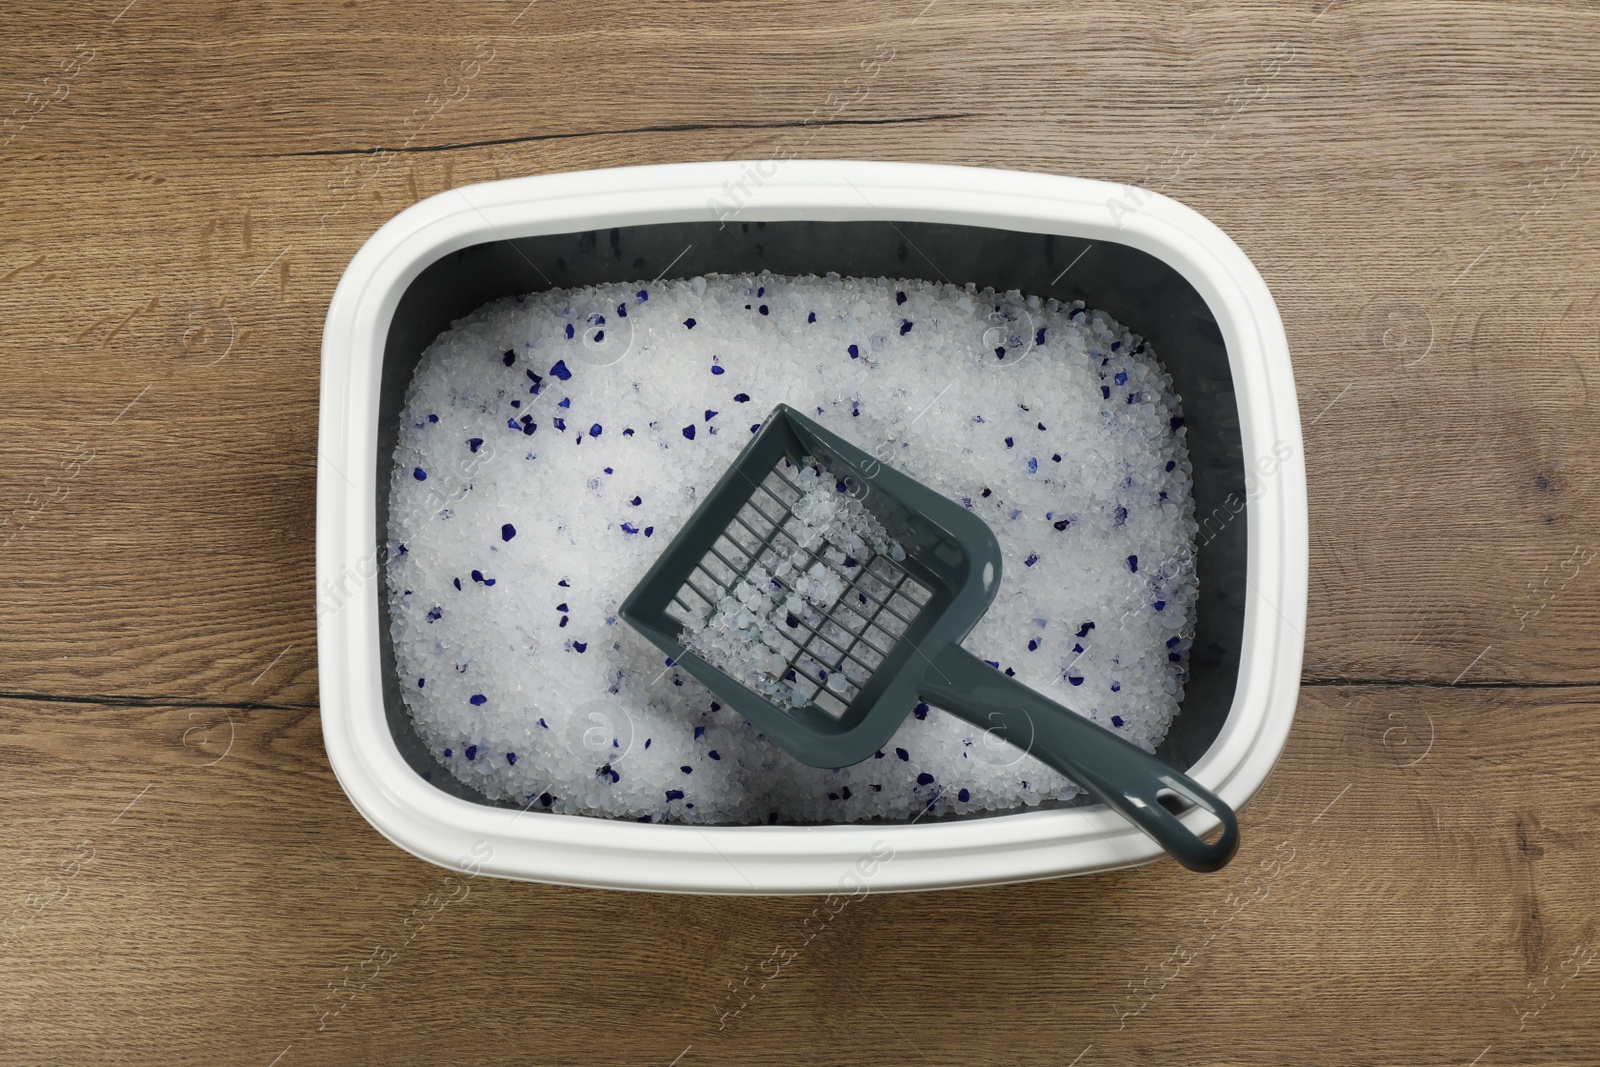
3;0;1600;1062
3;686;1599;1066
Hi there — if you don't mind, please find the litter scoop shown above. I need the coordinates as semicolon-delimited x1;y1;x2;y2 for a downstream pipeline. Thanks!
620;404;1238;872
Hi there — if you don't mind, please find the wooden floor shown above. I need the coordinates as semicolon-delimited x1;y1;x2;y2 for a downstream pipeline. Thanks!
4;1;1600;1063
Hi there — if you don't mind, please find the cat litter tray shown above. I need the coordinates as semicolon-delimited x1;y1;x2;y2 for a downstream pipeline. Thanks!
316;160;1306;894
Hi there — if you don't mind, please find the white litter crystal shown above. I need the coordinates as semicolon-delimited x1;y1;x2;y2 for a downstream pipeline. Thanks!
384;273;1200;824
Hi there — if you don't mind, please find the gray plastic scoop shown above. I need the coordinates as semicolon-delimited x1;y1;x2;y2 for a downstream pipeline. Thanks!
620;404;1238;872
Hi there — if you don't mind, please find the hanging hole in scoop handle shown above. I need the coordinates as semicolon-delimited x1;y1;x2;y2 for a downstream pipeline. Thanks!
1135;774;1239;872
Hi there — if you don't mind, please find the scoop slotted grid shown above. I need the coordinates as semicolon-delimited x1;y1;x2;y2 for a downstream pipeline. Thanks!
666;458;932;718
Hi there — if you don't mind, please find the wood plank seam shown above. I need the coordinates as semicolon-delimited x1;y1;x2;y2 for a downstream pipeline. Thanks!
280;113;976;159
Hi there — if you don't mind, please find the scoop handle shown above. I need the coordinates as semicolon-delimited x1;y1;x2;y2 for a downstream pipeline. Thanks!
920;644;1239;872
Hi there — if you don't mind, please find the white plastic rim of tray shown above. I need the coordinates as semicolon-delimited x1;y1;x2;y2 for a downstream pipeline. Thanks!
317;160;1307;895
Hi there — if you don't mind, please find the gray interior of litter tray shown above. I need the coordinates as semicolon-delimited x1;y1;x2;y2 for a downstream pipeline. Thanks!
373;220;1248;819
